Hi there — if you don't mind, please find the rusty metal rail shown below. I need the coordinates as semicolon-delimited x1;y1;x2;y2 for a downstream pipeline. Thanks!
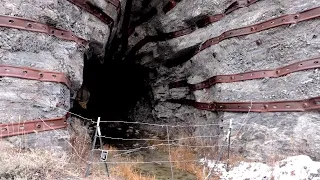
127;0;259;56
163;0;179;13
169;57;320;90
66;0;114;25
107;0;121;11
129;5;320;62
198;0;260;27
0;1;113;139
167;97;320;112
197;6;320;54
0;15;87;45
0;115;68;138
0;65;71;138
0;65;71;88
107;0;121;20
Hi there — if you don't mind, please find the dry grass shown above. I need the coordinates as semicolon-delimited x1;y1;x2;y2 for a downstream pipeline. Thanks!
151;131;249;180
109;161;155;180
70;119;155;180
170;146;205;179
69;119;91;162
0;118;155;180
105;146;156;180
0;143;81;179
0;118;95;180
69;119;155;180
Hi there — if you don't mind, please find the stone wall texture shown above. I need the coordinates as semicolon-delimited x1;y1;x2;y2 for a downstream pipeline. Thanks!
0;0;110;150
129;0;320;161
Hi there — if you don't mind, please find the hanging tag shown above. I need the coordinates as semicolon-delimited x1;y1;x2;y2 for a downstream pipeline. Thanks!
100;150;109;162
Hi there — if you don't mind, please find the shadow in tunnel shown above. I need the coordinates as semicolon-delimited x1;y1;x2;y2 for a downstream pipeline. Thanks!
70;40;153;146
70;0;197;147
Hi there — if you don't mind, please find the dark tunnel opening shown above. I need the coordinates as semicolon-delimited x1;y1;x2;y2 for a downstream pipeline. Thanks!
70;40;155;147
69;0;184;148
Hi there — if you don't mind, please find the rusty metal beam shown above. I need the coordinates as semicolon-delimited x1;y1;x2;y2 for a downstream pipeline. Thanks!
127;0;259;57
107;0;121;10
0;65;71;88
128;4;320;60
163;0;180;14
0;15;87;45
0;64;70;139
197;6;320;53
169;57;320;90
168;97;320;112
0;115;68;138
106;0;121;19
66;0;114;25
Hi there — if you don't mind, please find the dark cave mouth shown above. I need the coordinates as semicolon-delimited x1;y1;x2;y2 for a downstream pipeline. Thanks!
68;0;164;146
70;53;155;146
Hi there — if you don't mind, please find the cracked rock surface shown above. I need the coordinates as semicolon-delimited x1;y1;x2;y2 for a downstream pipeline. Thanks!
0;0;110;150
130;0;320;161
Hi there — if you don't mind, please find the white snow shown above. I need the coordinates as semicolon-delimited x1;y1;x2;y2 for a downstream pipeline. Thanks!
201;155;320;180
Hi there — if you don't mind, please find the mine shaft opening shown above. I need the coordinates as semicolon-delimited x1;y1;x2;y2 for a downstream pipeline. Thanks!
69;0;198;149
70;40;156;148
69;0;171;148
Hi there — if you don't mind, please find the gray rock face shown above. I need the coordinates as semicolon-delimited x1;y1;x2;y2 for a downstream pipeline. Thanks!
130;0;320;160
0;0;110;150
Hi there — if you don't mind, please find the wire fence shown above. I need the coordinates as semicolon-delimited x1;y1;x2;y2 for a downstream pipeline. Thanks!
0;102;307;179
78;105;253;179
0;103;233;179
0;101;248;179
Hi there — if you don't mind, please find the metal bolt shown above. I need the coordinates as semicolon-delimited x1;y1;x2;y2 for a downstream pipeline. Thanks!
256;39;262;46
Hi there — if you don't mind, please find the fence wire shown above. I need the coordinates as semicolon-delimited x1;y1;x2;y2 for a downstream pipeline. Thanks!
1;105;307;179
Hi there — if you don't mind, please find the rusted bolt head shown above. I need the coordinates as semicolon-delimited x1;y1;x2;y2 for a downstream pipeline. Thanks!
256;39;262;46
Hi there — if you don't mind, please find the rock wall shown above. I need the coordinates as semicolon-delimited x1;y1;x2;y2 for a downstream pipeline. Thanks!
129;0;320;161
0;0;111;150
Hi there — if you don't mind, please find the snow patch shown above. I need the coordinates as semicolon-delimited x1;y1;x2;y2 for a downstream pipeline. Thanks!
201;155;320;180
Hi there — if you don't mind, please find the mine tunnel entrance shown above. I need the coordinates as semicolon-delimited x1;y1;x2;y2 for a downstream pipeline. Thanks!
69;0;169;147
70;40;155;146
